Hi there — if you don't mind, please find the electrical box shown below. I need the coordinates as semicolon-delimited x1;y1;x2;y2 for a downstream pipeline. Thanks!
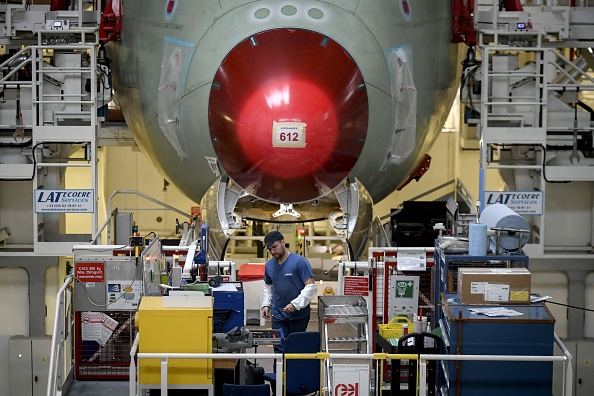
73;257;142;311
9;336;51;396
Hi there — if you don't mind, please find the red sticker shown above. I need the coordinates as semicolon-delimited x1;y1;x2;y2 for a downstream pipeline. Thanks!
343;276;369;296
75;262;105;282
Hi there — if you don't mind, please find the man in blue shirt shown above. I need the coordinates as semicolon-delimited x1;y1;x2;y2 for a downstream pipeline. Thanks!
261;231;317;350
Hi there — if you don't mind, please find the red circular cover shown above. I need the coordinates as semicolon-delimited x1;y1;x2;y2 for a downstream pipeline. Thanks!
209;29;368;203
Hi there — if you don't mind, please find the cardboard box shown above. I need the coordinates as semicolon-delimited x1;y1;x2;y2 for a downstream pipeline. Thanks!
457;267;531;304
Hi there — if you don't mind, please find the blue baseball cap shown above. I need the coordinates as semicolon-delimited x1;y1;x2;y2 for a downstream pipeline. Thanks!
264;231;284;247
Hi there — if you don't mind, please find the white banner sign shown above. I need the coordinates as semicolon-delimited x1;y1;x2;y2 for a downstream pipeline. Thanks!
34;189;94;213
485;191;543;215
397;249;427;271
333;364;370;396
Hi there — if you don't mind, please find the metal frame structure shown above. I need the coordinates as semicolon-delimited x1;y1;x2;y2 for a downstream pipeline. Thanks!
466;2;594;371
0;3;104;255
129;343;573;396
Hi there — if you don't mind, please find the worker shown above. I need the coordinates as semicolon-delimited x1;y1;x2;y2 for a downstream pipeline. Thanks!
261;231;318;350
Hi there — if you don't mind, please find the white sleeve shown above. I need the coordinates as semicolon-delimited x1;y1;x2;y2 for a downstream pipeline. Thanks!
291;282;318;311
262;283;272;308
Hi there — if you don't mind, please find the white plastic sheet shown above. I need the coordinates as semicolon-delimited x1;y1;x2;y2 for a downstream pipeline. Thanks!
158;37;196;159
383;47;417;167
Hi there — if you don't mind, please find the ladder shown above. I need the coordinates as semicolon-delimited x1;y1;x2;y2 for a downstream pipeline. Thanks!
318;296;370;394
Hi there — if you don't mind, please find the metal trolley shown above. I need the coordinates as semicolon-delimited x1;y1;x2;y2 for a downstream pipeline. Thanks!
318;296;371;393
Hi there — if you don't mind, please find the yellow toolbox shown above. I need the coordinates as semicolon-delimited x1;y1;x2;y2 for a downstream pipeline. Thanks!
378;316;414;339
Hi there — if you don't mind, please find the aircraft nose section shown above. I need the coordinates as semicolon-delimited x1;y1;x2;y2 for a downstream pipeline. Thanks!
208;28;368;203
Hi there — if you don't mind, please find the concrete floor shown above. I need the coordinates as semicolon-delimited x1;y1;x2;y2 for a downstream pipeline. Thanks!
64;380;130;396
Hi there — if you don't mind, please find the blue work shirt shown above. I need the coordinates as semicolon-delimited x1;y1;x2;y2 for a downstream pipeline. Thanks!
264;252;314;321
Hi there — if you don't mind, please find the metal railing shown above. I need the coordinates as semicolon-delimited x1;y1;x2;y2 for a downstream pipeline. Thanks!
419;335;572;395
46;275;74;396
130;340;572;396
90;190;194;245
130;330;284;396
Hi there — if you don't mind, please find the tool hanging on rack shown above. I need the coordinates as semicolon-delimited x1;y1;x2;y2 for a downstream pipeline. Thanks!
569;92;581;164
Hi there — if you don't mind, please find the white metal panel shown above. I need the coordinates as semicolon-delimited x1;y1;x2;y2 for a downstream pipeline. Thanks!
0;164;32;179
575;340;594;396
31;338;51;396
9;337;33;396
585;272;594;339
0;268;29;335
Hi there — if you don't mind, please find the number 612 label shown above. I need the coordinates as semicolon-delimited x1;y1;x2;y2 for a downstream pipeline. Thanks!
272;121;307;148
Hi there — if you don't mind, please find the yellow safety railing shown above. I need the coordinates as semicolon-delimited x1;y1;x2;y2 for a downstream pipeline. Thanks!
133;339;571;396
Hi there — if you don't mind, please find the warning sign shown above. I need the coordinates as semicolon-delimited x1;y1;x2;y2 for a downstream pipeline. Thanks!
81;311;119;346
343;276;369;296
75;262;105;282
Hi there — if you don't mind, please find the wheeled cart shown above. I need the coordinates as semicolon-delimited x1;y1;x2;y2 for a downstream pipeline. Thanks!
318;296;371;395
439;293;555;396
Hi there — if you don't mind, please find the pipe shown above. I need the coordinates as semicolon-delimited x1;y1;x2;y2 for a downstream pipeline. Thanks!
6;54;29;69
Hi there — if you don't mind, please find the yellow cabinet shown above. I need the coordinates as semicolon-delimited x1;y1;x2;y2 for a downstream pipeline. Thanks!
136;296;213;386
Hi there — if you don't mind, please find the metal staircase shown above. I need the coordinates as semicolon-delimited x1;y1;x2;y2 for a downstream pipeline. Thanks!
465;0;594;255
0;5;106;255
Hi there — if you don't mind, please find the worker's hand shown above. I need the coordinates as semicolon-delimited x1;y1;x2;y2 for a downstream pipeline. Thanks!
282;303;296;313
261;306;271;319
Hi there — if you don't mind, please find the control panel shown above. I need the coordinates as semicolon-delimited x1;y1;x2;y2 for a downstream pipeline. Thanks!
45;19;70;30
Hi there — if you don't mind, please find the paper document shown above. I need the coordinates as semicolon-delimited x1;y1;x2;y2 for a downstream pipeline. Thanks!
213;283;238;292
468;307;524;317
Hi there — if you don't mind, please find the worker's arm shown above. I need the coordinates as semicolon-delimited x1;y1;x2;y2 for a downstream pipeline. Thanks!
290;277;317;311
261;283;272;318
